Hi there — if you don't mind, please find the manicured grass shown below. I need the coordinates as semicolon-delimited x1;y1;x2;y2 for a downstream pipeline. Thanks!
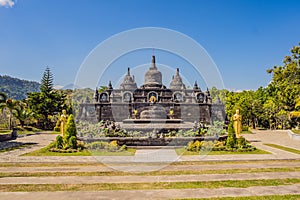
23;146;136;156
0;159;299;168
241;130;253;134
292;129;300;134
181;194;300;200
0;130;10;134
90;148;136;156
175;147;270;156
0;143;35;153
0;178;299;192
264;143;300;154
1;167;300;177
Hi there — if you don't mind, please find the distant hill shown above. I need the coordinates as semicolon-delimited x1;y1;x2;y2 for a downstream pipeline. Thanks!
0;75;40;100
62;83;81;90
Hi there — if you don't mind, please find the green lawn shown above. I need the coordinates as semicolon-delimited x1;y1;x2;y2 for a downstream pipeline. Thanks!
180;194;300;200
241;130;253;134
0;143;35;153
292;129;300;134
0;178;299;192
0;130;10;134
1;167;300;177
23;146;136;156
175;147;270;156
264;143;300;154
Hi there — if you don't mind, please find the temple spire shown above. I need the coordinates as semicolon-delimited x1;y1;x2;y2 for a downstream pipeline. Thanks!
127;67;130;76
193;81;199;90
176;68;179;75
152;55;155;63
150;55;157;69
108;81;113;89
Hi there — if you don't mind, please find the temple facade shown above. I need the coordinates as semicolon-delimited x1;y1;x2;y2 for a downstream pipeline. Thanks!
78;56;225;127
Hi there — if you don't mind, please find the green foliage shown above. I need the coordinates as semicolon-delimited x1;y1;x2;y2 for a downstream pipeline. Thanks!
107;140;119;152
65;115;77;139
186;141;199;152
68;136;77;149
86;140;127;152
226;122;236;149
27;90;66;129
53;118;60;132
27;67;67;130
55;135;63;149
236;137;247;149
40;67;54;94
206;121;225;136
0;92;7;104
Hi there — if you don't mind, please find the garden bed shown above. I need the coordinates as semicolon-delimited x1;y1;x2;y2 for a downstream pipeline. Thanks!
82;135;227;147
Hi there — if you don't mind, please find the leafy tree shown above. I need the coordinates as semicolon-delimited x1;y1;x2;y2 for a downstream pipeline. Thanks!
27;67;67;130
0;95;18;130
265;44;300;128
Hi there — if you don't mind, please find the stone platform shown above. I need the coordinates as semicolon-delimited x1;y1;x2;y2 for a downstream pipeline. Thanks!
118;120;194;132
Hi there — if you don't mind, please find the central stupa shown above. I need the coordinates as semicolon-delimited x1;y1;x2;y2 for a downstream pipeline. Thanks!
142;55;163;89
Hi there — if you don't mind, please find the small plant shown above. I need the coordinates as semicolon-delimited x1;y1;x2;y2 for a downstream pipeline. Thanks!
68;136;77;149
53;118;60;132
107;140;119;152
226;122;236;149
55;135;63;149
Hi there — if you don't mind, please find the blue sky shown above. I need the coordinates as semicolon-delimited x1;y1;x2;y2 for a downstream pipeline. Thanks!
0;0;300;90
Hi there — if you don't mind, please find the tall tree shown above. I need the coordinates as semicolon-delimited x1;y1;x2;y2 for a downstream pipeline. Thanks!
40;67;54;94
27;67;67;130
266;43;300;128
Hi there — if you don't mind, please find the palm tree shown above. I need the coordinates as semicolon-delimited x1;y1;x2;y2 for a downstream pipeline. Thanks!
14;101;33;127
0;93;18;130
0;92;6;104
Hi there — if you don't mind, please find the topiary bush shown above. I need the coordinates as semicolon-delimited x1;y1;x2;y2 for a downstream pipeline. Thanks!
68;136;77;149
64;114;77;142
55;135;63;149
226;122;236;149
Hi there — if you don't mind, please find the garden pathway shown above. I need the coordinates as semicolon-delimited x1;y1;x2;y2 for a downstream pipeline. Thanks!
1;130;300;199
1;185;300;200
1;171;300;184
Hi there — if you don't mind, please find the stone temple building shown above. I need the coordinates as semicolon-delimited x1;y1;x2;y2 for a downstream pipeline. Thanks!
78;55;225;130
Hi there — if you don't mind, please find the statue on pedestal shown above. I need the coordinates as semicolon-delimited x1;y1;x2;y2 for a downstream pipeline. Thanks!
60;110;67;136
133;109;139;119
233;109;242;138
169;109;174;119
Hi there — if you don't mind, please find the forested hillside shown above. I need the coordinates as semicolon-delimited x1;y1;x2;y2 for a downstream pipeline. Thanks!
0;75;40;100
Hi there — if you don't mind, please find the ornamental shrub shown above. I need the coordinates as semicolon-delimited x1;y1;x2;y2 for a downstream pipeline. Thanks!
54;119;60;132
226;122;236;149
186;140;202;152
68;136;77;149
64;114;77;142
119;144;127;151
107;140;119;152
237;137;247;149
55;135;63;149
64;114;77;149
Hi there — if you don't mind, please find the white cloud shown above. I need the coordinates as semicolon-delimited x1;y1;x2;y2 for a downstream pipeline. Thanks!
0;0;15;8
